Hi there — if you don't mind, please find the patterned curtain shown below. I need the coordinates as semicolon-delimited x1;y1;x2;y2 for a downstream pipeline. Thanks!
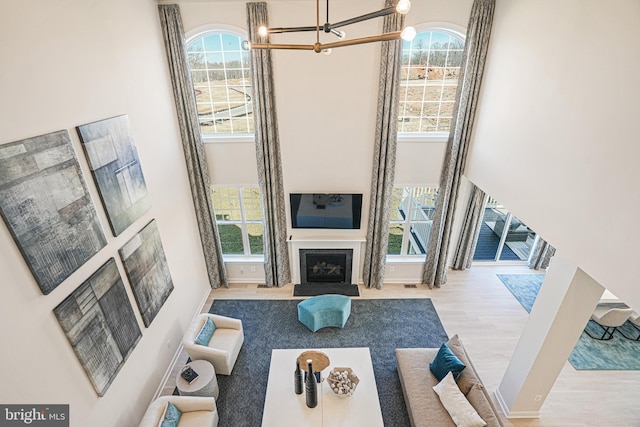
247;3;291;287
452;184;488;270
422;0;496;288
158;4;228;288
362;0;404;290
528;237;556;270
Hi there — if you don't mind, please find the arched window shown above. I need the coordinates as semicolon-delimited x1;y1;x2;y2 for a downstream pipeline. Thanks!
186;31;254;135
399;30;465;134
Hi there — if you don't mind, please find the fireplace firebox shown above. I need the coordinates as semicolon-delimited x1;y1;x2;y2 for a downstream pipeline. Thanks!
299;249;353;285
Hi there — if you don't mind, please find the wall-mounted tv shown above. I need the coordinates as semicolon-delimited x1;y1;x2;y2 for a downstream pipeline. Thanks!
290;193;363;229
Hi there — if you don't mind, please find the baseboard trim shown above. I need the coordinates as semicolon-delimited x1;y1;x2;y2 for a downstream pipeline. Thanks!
493;389;540;419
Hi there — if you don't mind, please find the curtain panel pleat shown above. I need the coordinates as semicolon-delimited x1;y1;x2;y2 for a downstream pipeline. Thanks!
452;184;488;270
362;0;404;290
529;237;556;270
158;4;228;288
422;0;495;288
246;3;291;287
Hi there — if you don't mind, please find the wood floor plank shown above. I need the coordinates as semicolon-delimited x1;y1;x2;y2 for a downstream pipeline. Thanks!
160;264;640;426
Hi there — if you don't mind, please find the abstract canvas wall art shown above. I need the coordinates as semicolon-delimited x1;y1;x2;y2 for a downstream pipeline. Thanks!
77;115;151;236
0;130;106;294
119;219;174;327
54;258;142;396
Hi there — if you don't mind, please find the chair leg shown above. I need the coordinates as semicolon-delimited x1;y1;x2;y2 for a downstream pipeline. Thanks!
617;322;640;341
584;320;617;340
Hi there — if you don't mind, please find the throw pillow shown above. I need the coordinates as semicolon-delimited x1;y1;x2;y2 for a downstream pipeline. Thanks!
466;383;501;427
160;402;182;427
446;335;477;395
433;372;487;427
194;317;216;346
430;343;466;381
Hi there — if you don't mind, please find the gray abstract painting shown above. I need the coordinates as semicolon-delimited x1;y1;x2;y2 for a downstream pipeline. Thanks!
54;258;142;396
0;130;107;294
77;115;151;236
119;220;174;327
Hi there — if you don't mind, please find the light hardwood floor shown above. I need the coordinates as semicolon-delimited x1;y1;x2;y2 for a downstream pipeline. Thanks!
160;264;640;426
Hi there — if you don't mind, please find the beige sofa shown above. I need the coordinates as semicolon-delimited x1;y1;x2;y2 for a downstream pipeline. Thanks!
395;335;504;427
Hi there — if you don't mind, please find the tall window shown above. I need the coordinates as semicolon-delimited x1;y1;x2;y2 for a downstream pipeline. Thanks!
187;32;254;135
211;187;264;256
399;30;464;133
388;187;438;256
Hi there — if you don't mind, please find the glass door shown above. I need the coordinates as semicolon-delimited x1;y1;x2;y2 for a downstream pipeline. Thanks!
473;198;536;262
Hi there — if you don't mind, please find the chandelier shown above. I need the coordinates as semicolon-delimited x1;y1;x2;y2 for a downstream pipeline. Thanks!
245;0;416;54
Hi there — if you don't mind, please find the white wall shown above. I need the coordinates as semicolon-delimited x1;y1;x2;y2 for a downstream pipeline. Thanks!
466;0;640;309
0;1;211;425
179;0;473;282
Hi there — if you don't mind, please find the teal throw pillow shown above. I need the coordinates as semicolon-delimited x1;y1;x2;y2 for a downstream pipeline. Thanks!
194;317;216;346
429;343;466;382
160;402;182;427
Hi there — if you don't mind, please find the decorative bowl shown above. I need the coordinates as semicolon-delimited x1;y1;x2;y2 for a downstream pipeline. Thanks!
297;350;330;381
326;367;359;397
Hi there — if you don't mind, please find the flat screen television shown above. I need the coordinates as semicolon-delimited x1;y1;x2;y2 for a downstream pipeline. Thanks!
290;193;363;229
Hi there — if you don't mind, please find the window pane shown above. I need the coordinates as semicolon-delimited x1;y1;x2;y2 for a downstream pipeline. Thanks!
242;188;263;220
499;216;534;261
389;188;407;221
212;188;242;221
217;224;245;254
247;223;264;255
187;32;253;135
388;224;404;255
399;30;464;134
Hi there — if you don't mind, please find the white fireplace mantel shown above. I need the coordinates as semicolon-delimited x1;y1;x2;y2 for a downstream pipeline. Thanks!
289;238;365;285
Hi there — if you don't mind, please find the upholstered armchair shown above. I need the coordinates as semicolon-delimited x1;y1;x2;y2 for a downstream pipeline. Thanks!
183;313;244;375
138;395;218;427
586;305;633;340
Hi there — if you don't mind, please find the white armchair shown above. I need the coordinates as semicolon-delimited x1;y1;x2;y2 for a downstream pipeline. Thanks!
138;395;218;427
183;313;244;375
586;305;633;340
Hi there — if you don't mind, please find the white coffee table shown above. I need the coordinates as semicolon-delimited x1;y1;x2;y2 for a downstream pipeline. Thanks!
261;347;383;426
176;359;219;399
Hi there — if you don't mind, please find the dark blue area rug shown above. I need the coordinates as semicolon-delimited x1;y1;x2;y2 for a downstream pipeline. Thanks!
208;298;448;426
497;274;640;370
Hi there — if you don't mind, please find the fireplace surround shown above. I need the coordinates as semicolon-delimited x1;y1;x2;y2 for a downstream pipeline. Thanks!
299;248;353;285
289;239;363;285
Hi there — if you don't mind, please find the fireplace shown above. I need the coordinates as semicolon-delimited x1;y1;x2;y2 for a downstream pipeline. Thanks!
300;249;353;285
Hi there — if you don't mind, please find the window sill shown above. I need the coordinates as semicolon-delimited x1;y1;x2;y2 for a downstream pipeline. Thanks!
202;134;255;144
386;256;426;263
397;133;449;143
223;255;264;263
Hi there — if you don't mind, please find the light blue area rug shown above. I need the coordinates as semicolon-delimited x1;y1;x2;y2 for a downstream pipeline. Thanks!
497;274;640;370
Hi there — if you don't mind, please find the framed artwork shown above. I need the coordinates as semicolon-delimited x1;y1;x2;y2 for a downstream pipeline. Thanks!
77;115;151;236
0;130;106;295
119;219;174;327
54;258;142;396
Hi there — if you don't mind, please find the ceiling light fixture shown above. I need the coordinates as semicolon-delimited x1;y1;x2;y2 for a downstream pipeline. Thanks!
245;0;415;54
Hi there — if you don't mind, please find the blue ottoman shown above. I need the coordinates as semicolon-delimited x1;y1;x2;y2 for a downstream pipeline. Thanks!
297;294;351;332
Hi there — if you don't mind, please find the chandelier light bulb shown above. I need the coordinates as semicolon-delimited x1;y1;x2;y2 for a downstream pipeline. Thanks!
396;0;411;15
258;26;268;37
330;29;347;39
401;26;417;41
322;48;333;55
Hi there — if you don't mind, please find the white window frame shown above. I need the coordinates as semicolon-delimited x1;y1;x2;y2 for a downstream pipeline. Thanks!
397;23;466;141
185;24;256;143
212;186;265;261
387;186;438;260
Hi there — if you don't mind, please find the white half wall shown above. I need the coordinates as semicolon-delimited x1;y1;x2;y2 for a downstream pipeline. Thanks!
466;0;640;309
